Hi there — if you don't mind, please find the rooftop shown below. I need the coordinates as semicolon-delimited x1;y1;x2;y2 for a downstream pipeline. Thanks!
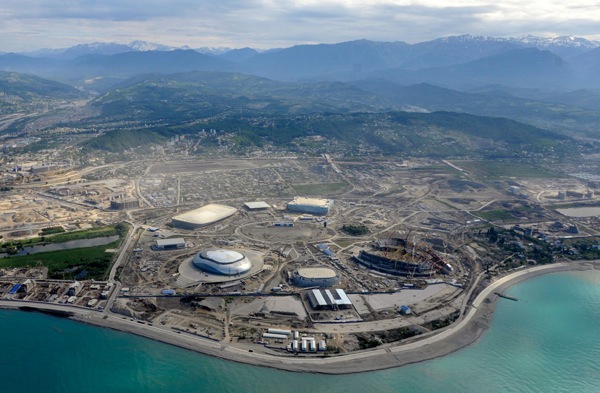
172;204;237;226
297;267;337;279
201;249;244;264
156;238;186;247
289;197;333;208
244;201;271;210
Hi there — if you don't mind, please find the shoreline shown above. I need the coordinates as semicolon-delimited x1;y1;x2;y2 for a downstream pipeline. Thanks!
0;261;594;374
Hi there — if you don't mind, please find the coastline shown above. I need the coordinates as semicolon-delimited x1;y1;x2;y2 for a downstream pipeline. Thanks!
0;261;594;374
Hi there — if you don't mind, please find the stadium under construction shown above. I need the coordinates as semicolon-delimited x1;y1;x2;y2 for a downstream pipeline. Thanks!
354;237;452;277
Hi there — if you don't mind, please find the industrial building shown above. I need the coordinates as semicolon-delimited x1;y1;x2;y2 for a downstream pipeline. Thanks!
316;243;336;258
244;201;271;210
171;204;237;229
154;238;186;250
287;197;333;216
110;198;140;210
306;288;352;310
19;279;34;293
67;281;82;296
30;163;63;174
291;267;339;287
192;249;252;276
273;222;294;227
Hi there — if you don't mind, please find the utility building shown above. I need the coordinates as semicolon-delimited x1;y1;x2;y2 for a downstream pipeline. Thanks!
154;238;186;250
306;288;352;310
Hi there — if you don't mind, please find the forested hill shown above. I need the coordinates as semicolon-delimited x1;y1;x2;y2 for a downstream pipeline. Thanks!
82;109;568;158
0;71;86;114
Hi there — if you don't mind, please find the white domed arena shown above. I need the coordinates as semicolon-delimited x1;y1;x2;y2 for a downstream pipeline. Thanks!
192;249;252;276
177;248;264;286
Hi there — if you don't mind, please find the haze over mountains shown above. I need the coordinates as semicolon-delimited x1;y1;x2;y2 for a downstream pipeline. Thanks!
1;34;599;91
2;34;600;155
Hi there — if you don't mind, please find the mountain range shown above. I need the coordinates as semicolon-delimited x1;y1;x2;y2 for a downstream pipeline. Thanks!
2;34;600;153
16;34;600;59
1;34;599;91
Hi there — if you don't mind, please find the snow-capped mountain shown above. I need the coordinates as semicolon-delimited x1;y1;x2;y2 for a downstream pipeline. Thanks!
21;41;185;59
514;35;599;49
128;41;180;52
194;47;235;55
412;34;599;59
511;35;599;57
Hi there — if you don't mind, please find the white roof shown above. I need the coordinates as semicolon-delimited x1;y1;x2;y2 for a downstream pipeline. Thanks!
156;238;186;247
311;289;327;306
173;204;237;226
204;249;244;264
244;201;271;209
298;267;337;279
324;289;337;305
289;197;332;208
335;288;352;305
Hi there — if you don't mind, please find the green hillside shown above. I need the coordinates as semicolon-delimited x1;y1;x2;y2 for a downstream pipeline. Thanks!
0;71;86;114
91;71;398;120
82;109;570;158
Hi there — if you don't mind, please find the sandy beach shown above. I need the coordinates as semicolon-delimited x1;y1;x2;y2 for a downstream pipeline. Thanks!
0;261;594;374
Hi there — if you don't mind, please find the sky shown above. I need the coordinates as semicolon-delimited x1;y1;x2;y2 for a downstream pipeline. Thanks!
1;0;599;52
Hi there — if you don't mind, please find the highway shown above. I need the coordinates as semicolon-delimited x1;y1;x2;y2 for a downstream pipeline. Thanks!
104;222;139;314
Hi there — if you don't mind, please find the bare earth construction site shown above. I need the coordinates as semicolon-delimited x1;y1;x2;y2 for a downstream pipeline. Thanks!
2;154;600;373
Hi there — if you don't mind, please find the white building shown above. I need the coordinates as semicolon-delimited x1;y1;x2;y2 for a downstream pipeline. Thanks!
154;238;186;250
287;197;333;216
172;204;237;229
192;249;252;276
291;267;339;287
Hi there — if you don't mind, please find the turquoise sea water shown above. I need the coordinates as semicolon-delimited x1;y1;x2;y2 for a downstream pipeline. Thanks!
1;271;600;393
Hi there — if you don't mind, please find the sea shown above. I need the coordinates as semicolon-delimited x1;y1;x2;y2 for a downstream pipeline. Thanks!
1;270;600;393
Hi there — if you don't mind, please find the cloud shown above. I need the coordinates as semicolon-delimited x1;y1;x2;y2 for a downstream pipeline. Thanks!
0;0;599;51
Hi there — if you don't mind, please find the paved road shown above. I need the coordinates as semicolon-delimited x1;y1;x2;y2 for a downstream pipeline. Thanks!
104;222;138;313
0;262;578;373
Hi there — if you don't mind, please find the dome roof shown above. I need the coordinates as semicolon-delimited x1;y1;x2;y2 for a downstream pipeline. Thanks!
202;249;244;264
172;204;237;228
193;248;252;276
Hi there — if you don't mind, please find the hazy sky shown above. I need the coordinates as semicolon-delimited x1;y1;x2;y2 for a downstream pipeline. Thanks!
2;0;599;51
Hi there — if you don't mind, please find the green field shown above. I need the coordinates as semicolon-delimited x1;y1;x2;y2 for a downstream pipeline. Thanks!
1;223;128;252
475;209;515;221
291;182;348;195
453;160;561;179
0;242;119;280
335;239;362;248
0;223;129;279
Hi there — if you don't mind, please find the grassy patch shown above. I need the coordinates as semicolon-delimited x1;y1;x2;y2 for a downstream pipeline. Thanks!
476;209;515;221
335;239;360;248
39;226;65;236
341;224;369;236
454;160;561;179
1;223;129;252
0;242;119;280
47;224;127;243
291;182;348;195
